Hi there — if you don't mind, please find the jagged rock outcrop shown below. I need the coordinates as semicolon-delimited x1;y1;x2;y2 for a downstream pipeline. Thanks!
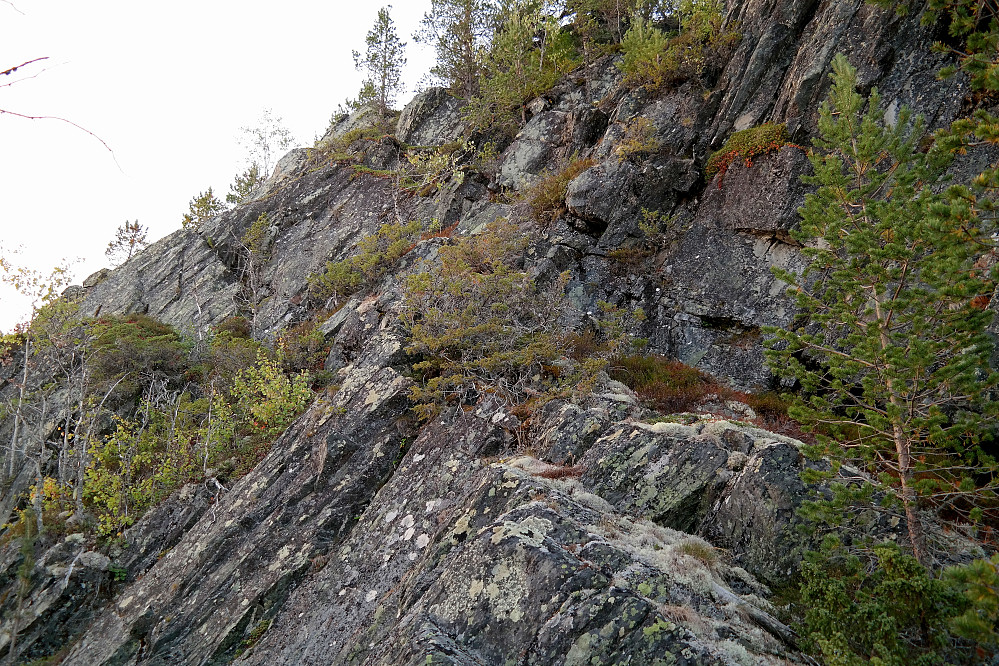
0;0;990;661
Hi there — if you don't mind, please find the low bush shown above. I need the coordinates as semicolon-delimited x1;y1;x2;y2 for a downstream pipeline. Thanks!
525;157;596;225
705;123;792;181
798;538;978;665
401;218;573;418
308;220;422;306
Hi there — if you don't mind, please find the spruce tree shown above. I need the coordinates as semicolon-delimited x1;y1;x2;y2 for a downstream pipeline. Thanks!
353;6;407;118
767;54;999;565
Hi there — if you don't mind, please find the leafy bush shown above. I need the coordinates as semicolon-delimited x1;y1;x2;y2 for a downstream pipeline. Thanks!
401;218;573;418
618;0;739;92
705;123;791;180
798;539;975;665
230;351;313;436
525;157;596;225
308;220;422;306
277;321;332;388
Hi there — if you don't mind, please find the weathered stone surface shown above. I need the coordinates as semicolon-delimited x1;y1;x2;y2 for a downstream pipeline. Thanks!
395;87;464;147
699;146;811;239
0;0;984;660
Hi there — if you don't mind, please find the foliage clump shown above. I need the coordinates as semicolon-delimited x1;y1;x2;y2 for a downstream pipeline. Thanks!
525;157;596;225
798;539;974;665
704;122;791;180
401;218;573;418
308;220;423;307
618;0;739;92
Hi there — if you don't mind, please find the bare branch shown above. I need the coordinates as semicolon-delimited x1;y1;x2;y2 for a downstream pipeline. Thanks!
0;108;121;170
1;57;47;78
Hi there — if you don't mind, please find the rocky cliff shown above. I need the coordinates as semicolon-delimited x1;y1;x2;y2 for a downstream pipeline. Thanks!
0;0;989;663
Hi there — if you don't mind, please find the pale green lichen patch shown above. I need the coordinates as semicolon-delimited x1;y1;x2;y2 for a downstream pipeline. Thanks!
490;515;552;548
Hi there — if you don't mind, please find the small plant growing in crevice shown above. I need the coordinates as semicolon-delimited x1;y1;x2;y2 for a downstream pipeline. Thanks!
705;123;795;183
308;220;423;307
615;117;660;162
525;157;596;225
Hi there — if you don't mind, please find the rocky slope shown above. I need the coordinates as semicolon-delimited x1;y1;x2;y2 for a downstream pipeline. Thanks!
0;0;990;663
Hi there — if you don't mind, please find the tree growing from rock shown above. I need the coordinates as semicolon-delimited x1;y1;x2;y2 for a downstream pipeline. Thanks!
226;164;263;205
766;54;999;566
105;220;148;266
415;0;499;99
353;6;407;118
237;108;295;177
181;187;225;229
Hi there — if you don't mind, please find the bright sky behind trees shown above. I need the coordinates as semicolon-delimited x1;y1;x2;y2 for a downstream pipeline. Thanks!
1;0;433;331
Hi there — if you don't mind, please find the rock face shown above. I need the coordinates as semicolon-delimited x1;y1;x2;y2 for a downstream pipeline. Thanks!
0;0;985;662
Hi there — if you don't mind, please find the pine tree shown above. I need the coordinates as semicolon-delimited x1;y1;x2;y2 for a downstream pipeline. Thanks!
181;188;225;229
226;164;263;206
466;1;578;132
105;220;148;266
353;6;407;118
415;0;500;99
766;54;999;565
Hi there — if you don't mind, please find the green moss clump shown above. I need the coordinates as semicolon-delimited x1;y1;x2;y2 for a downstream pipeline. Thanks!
705;123;790;180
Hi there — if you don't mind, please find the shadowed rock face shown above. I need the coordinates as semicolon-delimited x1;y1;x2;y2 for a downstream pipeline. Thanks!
0;0;984;662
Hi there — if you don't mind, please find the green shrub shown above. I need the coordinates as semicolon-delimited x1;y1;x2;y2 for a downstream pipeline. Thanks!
705;123;791;179
798;539;975;665
618;0;739;92
402;140;473;194
308;220;422;306
525;157;596;225
401;218;573;418
231;351;313;436
87;313;189;402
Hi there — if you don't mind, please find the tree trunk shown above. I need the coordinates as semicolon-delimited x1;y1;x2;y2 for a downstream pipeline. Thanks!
894;422;928;566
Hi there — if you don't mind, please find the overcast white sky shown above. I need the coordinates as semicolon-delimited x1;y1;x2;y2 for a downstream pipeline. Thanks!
0;0;434;332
